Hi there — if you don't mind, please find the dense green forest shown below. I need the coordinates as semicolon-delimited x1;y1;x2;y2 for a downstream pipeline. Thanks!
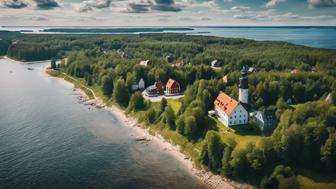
1;31;336;188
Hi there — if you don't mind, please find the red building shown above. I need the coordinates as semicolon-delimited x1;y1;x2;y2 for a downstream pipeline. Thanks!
154;81;164;94
166;79;180;95
144;80;164;97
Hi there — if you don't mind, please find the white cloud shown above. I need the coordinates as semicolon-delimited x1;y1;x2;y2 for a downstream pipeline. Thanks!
266;0;285;8
0;0;60;9
307;0;336;8
230;6;249;12
0;0;335;26
76;0;112;12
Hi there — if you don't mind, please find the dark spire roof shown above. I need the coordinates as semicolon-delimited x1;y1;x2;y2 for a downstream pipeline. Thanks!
241;66;248;76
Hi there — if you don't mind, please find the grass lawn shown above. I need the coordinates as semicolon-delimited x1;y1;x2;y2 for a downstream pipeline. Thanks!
298;175;336;189
167;97;263;150
213;118;264;149
167;99;182;113
291;104;300;109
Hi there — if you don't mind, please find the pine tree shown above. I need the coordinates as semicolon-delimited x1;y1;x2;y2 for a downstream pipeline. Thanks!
113;79;130;107
51;58;56;69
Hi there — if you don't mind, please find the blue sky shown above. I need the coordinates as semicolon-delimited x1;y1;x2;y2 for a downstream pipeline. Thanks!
0;0;335;26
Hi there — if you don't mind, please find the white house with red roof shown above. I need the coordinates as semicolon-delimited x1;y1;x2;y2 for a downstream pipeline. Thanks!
214;91;248;126
214;67;249;126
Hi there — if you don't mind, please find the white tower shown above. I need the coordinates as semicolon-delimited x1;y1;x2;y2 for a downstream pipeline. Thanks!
239;67;248;105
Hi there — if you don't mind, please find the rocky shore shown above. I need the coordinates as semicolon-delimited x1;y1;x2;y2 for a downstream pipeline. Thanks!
68;85;251;189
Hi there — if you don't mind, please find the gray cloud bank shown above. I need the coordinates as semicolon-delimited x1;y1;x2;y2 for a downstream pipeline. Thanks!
77;0;112;12
308;0;336;8
128;0;182;13
0;0;59;9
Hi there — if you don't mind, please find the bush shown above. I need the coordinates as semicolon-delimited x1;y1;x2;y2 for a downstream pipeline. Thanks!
261;165;299;189
127;92;145;112
113;79;130;107
200;131;224;172
145;108;157;124
163;105;175;129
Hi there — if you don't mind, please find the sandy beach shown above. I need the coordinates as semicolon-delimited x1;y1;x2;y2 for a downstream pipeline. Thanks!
105;105;250;189
3;56;50;64
55;77;251;189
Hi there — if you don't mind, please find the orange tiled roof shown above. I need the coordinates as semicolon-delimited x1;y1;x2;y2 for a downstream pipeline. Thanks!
166;79;179;89
214;91;238;115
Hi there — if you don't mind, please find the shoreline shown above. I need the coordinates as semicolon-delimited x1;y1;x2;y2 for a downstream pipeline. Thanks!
3;57;250;189
3;56;50;64
105;105;249;189
49;72;251;189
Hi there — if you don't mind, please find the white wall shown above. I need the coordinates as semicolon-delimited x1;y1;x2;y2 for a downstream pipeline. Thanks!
215;103;248;127
228;104;248;126
215;105;228;126
138;79;145;89
239;88;248;104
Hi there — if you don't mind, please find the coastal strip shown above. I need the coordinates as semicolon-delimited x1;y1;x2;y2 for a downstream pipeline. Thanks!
3;56;50;64
5;56;250;189
46;70;251;189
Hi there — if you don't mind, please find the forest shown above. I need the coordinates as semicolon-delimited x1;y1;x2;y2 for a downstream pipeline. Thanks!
1;31;336;188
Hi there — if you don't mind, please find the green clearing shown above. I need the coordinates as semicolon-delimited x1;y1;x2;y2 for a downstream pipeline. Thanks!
213;118;264;149
167;99;182;113
298;175;336;189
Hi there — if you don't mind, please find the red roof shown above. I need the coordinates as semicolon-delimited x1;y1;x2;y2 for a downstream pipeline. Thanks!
166;79;179;89
291;68;299;74
155;81;164;93
214;91;238;115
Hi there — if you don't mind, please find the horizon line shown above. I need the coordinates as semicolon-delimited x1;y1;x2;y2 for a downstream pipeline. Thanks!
1;25;336;28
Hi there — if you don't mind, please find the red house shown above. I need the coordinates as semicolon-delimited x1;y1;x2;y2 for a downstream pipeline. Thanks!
144;80;164;97
154;81;164;94
166;79;180;95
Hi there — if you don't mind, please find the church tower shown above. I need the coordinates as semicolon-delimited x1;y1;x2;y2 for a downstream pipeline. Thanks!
239;66;249;105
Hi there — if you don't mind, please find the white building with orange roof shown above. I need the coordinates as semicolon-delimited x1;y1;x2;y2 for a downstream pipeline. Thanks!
214;91;248;126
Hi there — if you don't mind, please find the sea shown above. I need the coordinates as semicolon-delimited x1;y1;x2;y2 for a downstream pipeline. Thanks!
1;26;336;49
0;59;207;189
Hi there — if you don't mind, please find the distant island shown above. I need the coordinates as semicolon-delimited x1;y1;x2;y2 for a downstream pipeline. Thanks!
42;27;194;33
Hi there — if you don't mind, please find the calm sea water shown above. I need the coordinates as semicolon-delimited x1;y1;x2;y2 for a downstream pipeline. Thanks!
0;59;207;189
1;26;336;49
192;27;336;49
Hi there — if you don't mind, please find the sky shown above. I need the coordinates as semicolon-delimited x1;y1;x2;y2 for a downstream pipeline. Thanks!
0;0;336;26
